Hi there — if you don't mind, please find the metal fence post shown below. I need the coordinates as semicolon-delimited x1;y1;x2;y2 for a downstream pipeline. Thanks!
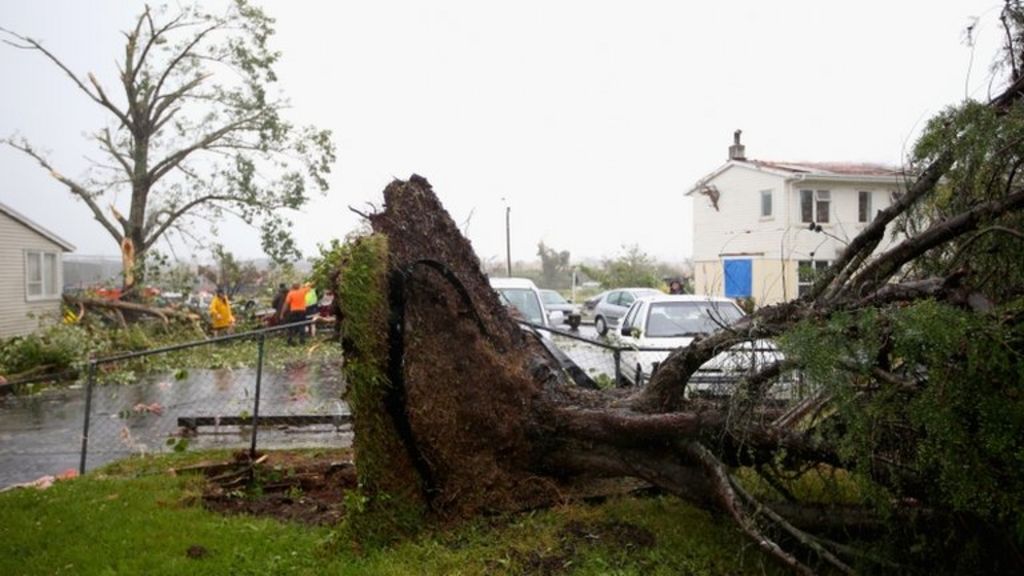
250;333;266;458
78;360;97;475
613;348;621;384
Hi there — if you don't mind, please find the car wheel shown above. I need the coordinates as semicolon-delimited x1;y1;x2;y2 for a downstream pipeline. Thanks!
595;315;607;336
568;314;581;331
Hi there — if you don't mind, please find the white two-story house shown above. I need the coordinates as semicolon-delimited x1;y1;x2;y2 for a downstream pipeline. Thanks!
687;132;907;306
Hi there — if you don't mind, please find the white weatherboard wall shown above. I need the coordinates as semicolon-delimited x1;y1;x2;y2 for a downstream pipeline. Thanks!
0;210;66;338
692;165;785;263
782;180;896;261
691;163;899;305
692;165;791;303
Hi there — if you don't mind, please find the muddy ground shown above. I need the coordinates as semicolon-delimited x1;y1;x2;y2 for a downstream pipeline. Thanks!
190;449;356;526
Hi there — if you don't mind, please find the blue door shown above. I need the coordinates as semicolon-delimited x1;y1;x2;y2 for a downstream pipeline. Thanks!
723;259;752;298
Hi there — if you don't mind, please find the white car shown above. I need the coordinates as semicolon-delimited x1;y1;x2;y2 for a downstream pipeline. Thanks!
489;277;564;328
616;295;792;398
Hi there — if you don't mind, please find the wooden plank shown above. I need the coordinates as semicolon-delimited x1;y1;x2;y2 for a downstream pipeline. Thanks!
178;414;352;431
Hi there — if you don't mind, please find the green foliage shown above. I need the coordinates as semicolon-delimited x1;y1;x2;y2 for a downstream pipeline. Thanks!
0;318;341;385
897;301;1024;521
581;244;662;289
592;373;616;389
166;436;191;453
781;299;1024;547
309;238;346;294
109;323;156;352
903;98;1024;302
0;323;97;376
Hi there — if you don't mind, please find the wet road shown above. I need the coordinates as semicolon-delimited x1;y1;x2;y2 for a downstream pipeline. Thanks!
0;366;349;488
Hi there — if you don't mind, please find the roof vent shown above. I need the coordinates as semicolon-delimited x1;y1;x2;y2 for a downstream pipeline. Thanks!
728;129;746;161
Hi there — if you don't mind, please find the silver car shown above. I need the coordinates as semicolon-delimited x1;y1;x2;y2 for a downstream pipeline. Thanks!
592;288;662;335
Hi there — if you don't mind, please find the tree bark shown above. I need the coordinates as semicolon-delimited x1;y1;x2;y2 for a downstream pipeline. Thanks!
64;294;200;325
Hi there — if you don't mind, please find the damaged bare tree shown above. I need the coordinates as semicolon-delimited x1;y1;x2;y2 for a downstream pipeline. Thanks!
334;8;1024;575
1;1;334;297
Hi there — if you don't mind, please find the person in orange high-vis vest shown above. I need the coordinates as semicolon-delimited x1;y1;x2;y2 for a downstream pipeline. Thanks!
283;283;309;345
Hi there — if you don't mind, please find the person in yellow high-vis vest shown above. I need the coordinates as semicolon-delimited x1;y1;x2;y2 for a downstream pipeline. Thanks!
209;287;235;335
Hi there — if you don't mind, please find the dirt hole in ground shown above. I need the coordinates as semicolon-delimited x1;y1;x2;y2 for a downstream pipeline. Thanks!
180;449;356;526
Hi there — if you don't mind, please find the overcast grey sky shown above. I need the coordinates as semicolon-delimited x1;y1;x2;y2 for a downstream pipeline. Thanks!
0;1;1006;266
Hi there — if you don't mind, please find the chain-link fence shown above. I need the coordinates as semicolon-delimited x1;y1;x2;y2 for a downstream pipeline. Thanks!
1;313;807;487
0;321;350;487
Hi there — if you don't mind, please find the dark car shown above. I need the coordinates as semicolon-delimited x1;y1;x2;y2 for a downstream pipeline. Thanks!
584;290;611;311
539;289;582;330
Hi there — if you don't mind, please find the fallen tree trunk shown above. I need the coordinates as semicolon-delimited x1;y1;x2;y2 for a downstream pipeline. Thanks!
337;168;1024;572
334;176;859;571
64;294;201;326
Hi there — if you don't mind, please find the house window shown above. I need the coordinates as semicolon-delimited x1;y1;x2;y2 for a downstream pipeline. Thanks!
797;259;830;297
25;250;61;300
858;191;872;223
760;190;773;218
800;189;831;224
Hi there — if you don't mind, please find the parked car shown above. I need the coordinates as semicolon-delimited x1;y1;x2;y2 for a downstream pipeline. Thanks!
489;277;564;329
584;290;611;311
616;295;793;398
592;288;662;335
539;289;582;330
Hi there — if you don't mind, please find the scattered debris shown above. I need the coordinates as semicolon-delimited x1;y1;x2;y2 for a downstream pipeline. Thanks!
132;402;163;415
176;450;356;526
0;468;78;493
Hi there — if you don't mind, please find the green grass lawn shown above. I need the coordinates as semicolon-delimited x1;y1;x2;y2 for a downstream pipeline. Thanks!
0;451;781;575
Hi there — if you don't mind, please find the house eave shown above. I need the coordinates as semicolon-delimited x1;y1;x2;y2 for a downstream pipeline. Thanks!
686;161;909;197
685;160;800;197
0;200;76;252
784;173;908;185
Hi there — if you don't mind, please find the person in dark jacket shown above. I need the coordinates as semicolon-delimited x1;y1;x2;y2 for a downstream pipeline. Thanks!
270;283;288;323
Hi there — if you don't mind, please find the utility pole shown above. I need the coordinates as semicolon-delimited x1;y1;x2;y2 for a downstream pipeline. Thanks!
505;205;512;277
571;268;577;303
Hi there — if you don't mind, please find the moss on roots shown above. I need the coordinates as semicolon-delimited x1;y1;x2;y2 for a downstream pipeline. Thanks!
337;234;425;547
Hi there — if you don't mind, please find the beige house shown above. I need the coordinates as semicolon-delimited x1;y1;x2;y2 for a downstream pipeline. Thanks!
0;201;75;338
688;132;906;306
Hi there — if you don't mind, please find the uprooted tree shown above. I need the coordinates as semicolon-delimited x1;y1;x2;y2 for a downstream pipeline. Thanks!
333;21;1024;576
1;1;335;297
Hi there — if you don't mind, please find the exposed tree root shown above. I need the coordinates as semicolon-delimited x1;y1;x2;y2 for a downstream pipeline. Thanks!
336;157;1024;570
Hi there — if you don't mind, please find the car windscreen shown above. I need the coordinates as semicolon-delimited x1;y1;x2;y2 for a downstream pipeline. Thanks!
497;288;544;323
644;301;743;337
541;291;568;306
